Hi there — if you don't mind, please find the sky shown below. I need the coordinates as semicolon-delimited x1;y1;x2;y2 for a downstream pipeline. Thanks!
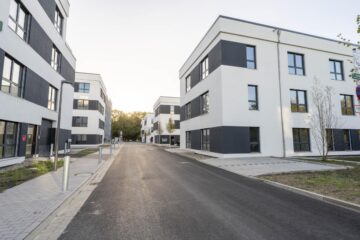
66;0;359;112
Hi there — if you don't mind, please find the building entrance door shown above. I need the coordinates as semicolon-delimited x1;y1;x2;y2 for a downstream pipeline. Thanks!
25;125;37;157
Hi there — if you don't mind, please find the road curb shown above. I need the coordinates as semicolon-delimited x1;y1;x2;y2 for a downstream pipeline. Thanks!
168;149;360;214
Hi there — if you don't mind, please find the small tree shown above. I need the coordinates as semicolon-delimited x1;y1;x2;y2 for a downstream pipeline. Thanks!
309;78;339;161
166;118;176;145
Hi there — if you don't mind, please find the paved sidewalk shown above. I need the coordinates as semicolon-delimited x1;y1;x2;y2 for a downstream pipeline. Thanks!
0;146;118;240
166;149;347;176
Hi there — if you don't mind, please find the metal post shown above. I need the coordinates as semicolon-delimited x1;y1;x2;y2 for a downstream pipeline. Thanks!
50;144;54;157
62;156;70;192
98;147;102;164
64;142;67;155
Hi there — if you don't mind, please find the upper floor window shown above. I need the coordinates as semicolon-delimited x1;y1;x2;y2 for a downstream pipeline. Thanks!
51;46;61;72
248;85;258;110
185;103;191;119
54;7;63;35
72;117;88;127
99;119;105;129
200;92;209;114
1;56;23;97
78;83;90;93
288;52;305;76
47;85;57;111
77;99;89;110
293;128;311;152
201;57;209;80
246;46;256;69
329;60;344;81
0;121;18;159
201;129;210;151
340;94;354;115
100;89;106;101
185;75;191;92
9;0;28;40
290;89;307;113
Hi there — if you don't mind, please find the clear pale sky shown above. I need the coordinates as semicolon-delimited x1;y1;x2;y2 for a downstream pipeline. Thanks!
66;0;359;112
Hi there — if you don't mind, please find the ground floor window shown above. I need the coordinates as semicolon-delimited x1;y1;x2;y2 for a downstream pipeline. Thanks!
293;128;310;152
73;135;87;144
327;129;357;151
0;120;18;159
249;127;260;152
201;129;210;151
186;131;191;148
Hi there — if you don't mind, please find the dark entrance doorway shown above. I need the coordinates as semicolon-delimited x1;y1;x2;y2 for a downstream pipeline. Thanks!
25;125;37;157
39;119;53;156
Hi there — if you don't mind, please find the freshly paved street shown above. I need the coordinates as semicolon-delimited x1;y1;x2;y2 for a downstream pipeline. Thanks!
60;143;360;240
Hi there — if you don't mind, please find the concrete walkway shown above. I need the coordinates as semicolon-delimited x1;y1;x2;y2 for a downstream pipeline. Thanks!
0;146;119;240
166;149;347;176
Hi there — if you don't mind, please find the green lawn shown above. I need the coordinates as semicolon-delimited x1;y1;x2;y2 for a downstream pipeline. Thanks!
0;160;64;193
261;161;360;205
71;148;99;157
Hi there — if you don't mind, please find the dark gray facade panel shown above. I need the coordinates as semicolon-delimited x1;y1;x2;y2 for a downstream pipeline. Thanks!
89;100;98;110
221;40;247;68
38;0;57;21
208;41;222;73
60;57;75;83
191;130;202;150
71;134;102;145
0;49;4;82
180;106;185;121
28;18;52;64
74;82;79;92
175;120;180;129
333;129;345;151
38;119;53;156
191;97;201;118
221;127;250;154
350;130;360;150
159;105;171;114
174;106;180;114
18;123;28;157
190;65;201;88
24;69;49;108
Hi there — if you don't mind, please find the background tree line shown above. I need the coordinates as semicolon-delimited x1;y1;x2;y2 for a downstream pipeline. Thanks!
112;110;147;141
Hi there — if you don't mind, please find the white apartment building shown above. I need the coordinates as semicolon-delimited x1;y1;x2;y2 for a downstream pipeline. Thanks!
141;113;155;144
153;96;180;145
180;15;360;158
72;72;112;146
0;0;76;167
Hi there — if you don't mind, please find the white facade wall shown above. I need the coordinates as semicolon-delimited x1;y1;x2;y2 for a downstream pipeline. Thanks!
180;16;360;158
141;113;155;144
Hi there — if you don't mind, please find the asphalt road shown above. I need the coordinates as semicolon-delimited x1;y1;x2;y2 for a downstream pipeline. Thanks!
60;143;360;240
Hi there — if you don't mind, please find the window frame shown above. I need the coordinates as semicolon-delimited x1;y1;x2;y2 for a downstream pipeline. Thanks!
47;85;58;111
78;83;90;93
185;75;191;93
77;99;89;110
290;89;308;113
200;92;209;115
185;103;191;120
249;127;260;152
1;55;24;97
8;0;29;40
54;7;63;35
329;59;344;81
186;131;191;149
340;94;354;115
73;117;88;127
201;129;210;151
0;120;18;159
248;85;259;110
292;128;311;152
246;45;256;69
288;52;305;76
51;46;61;72
200;56;209;80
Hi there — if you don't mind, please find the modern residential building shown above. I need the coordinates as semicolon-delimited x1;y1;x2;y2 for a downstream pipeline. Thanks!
153;96;180;145
141;113;155;144
179;15;360;158
0;0;76;167
72;72;112;146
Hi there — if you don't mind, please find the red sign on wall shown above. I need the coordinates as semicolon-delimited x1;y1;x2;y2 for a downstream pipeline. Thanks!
22;135;27;142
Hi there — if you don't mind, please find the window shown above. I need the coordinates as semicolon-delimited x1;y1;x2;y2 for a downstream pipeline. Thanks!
248;85;258;110
186;75;191;92
246;46;256;69
201;129;210;151
51;46;61;72
186;131;191;148
98;103;104;115
249;127;260;152
0;121;18;159
329;60;344;81
99;119;105;129
8;0;28;40
200;57;209;80
77;99;89;110
170;105;175;115
200;92;209;114
288;53;305;75
343;130;351;151
185;103;191;119
326;129;334;151
73;135;87;144
78;83;90;93
54;7;63;35
100;89;106;101
293;128;311;152
72;117;88;127
1;56;23;97
47;86;57;111
290;90;307;112
340;94;354;115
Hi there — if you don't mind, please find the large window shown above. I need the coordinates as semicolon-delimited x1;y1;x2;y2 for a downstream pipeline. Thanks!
327;129;355;151
288;52;305;76
73;135;87;144
99;119;105;129
201;129;210;151
54;7;63;35
1;56;23;97
72;117;88;127
77;99;89;110
185;75;191;93
290;89;307;112
51;46;61;72
249;127;260;152
340;94;354;115
329;60;344;81
8;0;28;40
200;92;209;114
246;46;256;69
293;128;310;152
0;121;18;159
186;131;191;149
185;103;191;120
201;57;209;80
77;83;90;93
248;85;258;110
47;86;57;111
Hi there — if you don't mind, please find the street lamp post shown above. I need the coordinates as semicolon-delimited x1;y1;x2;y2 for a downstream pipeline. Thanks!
54;80;73;171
